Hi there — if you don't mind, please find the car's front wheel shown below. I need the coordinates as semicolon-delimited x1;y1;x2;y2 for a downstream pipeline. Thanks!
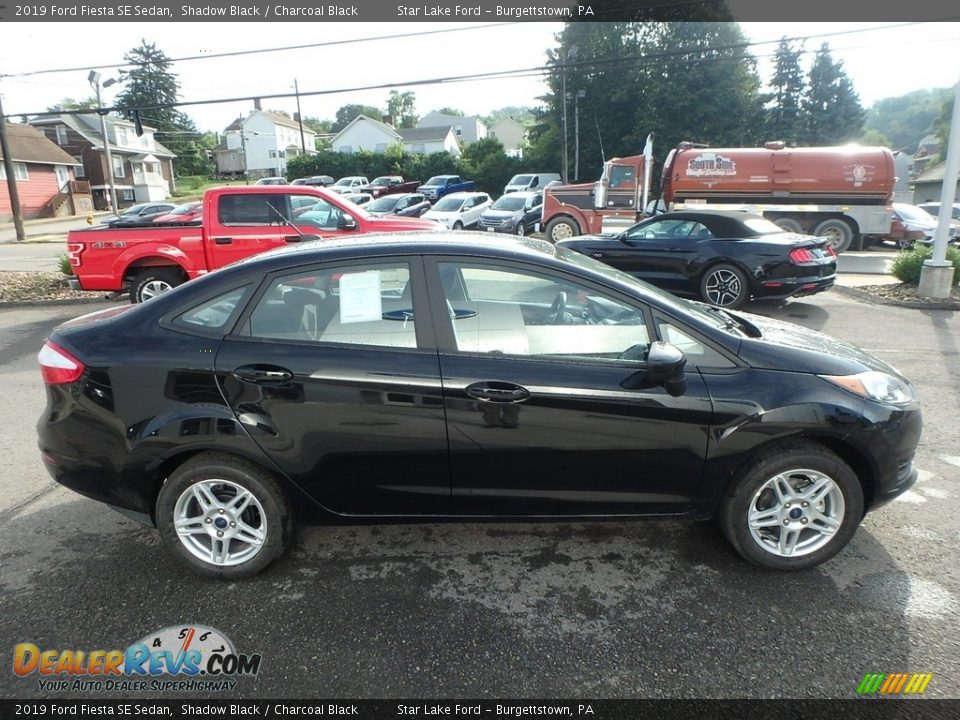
156;453;293;579
718;441;863;570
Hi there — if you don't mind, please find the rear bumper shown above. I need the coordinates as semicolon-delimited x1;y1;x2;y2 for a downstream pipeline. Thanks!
756;275;836;301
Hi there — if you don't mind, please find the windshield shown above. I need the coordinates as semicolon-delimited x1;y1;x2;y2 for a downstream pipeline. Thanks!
370;177;393;186
555;246;744;334
492;196;526;211
334;178;355;187
368;196;400;212
743;217;785;235
424;176;447;186
895;204;935;223
509;175;533;186
432;196;464;212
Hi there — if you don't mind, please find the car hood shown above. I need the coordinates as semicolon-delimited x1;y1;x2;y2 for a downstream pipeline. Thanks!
423;210;459;220
483;209;524;220
733;310;903;376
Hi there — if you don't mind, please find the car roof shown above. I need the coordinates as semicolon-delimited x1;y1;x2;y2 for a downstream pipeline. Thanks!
441;191;485;200
497;191;540;199
647;210;773;236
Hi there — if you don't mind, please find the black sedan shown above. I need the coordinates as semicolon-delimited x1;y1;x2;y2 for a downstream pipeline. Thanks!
365;192;431;218
557;210;837;309
37;234;920;578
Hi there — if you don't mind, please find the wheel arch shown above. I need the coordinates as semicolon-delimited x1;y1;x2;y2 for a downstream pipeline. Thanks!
545;211;585;238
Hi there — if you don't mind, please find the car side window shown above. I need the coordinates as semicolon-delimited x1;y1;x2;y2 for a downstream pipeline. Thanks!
244;263;416;348
438;263;650;363
657;320;734;368
626;219;697;241
292;195;342;230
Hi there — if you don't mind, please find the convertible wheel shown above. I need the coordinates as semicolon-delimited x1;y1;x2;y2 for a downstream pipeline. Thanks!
156;453;293;579
719;441;863;570
700;263;748;309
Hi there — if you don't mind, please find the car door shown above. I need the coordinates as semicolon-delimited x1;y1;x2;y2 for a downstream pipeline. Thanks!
595;219;704;294
424;257;712;516
215;257;450;515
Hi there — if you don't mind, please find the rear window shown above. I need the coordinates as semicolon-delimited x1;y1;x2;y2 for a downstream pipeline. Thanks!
218;194;289;226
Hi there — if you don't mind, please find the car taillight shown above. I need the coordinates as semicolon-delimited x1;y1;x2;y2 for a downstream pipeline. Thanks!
67;242;84;267
824;245;837;258
38;341;85;385
789;247;816;263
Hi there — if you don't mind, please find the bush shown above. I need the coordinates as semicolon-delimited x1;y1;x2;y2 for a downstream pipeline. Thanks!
890;245;960;285
56;253;74;277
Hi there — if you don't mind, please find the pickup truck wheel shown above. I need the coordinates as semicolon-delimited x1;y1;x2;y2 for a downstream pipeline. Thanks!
545;217;580;243
812;218;855;253
131;268;184;304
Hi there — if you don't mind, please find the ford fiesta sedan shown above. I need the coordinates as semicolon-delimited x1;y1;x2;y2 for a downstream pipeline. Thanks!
37;234;921;578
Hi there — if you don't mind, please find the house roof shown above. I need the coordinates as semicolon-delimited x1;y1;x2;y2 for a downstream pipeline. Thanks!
491;117;528;132
223;111;317;135
329;114;401;146
30;113;176;158
912;162;954;184
417;111;486;131
0;123;80;166
397;126;455;143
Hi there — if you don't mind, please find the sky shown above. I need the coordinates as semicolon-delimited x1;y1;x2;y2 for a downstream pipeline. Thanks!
0;21;957;134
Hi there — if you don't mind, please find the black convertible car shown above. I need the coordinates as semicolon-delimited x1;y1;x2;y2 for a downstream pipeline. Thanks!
557;210;837;308
37;234;919;578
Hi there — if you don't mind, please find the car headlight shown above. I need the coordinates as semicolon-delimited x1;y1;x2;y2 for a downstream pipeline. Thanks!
820;371;915;406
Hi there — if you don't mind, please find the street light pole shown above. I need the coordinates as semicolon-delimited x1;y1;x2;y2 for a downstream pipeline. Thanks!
294;79;307;156
88;70;119;213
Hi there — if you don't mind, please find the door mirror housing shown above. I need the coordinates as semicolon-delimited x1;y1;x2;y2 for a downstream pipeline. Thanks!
338;214;358;231
621;342;687;396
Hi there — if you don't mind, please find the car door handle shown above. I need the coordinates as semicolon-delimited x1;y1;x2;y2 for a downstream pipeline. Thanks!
465;381;530;403
233;365;294;384
213;237;233;245
591;252;605;259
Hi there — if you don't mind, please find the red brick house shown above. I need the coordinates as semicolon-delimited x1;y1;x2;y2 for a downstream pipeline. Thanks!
0;123;91;222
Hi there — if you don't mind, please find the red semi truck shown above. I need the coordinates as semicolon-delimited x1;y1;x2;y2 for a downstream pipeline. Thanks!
542;141;897;252
66;185;438;303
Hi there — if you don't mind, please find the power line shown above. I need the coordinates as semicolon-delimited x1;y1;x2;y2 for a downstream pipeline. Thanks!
6;20;956;120
0;23;515;79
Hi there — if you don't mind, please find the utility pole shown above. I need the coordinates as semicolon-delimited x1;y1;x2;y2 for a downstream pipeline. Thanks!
239;115;249;185
0;92;26;242
918;77;960;299
574;90;585;182
561;63;568;185
294;79;307;155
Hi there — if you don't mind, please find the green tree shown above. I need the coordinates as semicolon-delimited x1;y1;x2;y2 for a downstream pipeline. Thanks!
432;107;464;117
113;40;203;175
801;43;864;144
387;91;417;128
860;129;891;147
765;38;805;143
332;104;383;132
46;96;99;112
484;106;536;127
864;88;952;153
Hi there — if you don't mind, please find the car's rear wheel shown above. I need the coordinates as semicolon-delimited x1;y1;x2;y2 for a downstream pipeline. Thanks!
699;263;749;309
131;267;184;304
156;453;293;579
545;217;580;243
718;441;863;570
453;221;463;231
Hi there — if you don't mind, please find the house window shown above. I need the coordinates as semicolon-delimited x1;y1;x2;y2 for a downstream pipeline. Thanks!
0;162;29;181
112;156;125;178
56;126;69;145
269;150;277;158
74;159;85;178
411;144;425;154
278;150;285;159
121;189;135;201
455;126;462;136
375;143;387;152
115;127;129;146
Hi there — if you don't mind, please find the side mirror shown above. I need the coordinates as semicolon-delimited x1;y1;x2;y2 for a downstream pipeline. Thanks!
338;214;357;231
621;341;687;396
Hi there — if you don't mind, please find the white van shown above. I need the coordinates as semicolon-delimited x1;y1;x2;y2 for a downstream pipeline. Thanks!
504;173;561;194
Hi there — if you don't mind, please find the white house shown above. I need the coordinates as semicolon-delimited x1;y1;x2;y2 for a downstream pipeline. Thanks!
214;110;317;179
489;118;528;157
416;111;487;145
330;115;461;158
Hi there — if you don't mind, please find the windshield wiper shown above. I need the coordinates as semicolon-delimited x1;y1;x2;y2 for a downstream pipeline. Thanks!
697;304;761;337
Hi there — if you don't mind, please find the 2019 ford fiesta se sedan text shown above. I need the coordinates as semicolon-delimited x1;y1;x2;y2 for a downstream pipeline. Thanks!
37;233;922;578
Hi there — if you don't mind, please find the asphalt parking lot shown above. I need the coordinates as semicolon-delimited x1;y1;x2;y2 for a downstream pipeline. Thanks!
1;292;958;699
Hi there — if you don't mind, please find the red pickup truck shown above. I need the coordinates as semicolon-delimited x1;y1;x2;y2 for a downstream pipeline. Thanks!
67;185;438;303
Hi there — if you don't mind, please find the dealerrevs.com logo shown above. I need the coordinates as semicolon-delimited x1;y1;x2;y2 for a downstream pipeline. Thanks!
13;625;261;692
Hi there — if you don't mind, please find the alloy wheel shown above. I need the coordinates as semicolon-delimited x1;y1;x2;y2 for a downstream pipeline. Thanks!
747;469;845;557
172;479;267;566
139;280;173;301
704;269;743;307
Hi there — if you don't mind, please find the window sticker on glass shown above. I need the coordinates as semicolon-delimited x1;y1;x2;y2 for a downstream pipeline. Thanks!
339;271;383;324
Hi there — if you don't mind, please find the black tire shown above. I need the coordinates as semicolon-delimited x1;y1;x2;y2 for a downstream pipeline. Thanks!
812;218;856;253
718;441;864;570
156;453;294;579
130;267;184;304
699;263;749;309
545;216;580;243
453;221;464;231
772;217;804;234
516;222;526;236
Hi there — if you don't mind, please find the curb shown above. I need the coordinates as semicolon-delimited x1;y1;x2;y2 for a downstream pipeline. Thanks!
833;285;960;311
0;296;121;309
